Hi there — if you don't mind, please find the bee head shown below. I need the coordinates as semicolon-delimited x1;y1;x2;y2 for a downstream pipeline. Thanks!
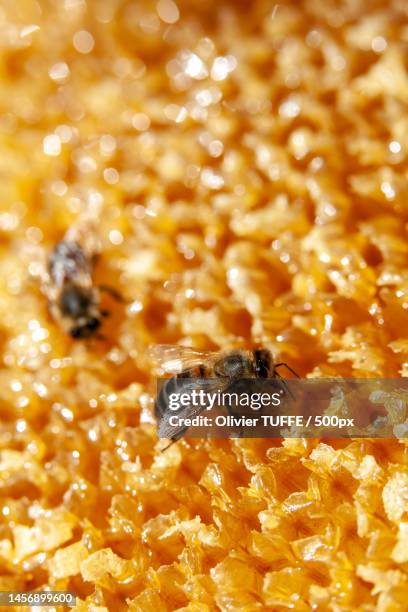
70;317;101;339
254;348;272;378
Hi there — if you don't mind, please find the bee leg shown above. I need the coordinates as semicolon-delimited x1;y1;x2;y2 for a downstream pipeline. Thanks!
223;383;245;438
274;362;301;378
161;430;188;452
225;405;243;439
161;439;177;452
273;370;296;400
98;285;124;302
236;421;245;439
161;440;174;452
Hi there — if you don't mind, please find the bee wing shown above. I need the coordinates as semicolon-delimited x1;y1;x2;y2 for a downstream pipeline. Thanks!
148;344;217;374
156;377;230;440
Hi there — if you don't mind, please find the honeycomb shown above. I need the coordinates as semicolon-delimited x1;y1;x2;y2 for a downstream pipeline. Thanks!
0;0;408;610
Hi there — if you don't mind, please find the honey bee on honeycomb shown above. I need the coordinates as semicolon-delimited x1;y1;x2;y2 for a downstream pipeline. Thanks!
37;221;121;338
150;344;299;447
1;0;408;609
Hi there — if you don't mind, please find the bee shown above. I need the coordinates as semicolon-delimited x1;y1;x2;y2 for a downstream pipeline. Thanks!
40;222;121;339
148;344;299;449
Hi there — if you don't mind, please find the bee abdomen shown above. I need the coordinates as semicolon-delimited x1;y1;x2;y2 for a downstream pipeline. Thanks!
60;285;93;318
154;365;203;419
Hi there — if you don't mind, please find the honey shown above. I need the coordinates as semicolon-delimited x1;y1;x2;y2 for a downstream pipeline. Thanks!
0;0;408;610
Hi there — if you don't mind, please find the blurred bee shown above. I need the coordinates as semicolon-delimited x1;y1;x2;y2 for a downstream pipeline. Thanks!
149;344;299;449
40;222;121;339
